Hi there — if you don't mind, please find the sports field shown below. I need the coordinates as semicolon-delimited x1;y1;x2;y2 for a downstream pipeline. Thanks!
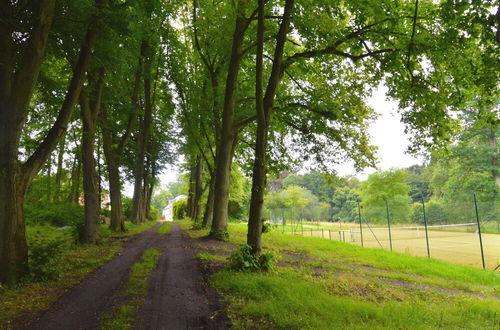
283;223;500;270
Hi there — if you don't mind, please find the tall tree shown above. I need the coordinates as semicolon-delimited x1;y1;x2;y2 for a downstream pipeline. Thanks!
80;68;105;243
247;0;294;254
0;0;104;283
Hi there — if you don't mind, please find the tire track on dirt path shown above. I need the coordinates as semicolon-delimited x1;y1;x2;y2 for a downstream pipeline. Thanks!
135;222;229;330
27;223;164;330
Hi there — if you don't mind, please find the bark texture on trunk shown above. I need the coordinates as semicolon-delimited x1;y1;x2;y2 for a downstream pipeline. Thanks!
210;2;248;238
0;0;56;284
202;173;215;227
488;129;500;189
67;149;82;204
1;0;103;283
54;134;66;200
192;157;203;223
247;0;267;254
131;42;152;224
247;0;294;254
80;69;105;244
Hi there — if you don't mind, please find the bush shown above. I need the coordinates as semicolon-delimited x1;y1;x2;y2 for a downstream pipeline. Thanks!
25;202;84;227
411;200;448;225
172;199;187;220
228;244;277;272
262;221;275;233
149;207;160;220
28;235;68;281
100;207;111;218
123;197;133;220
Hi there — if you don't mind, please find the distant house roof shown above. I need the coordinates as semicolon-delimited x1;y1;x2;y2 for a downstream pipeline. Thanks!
163;194;187;211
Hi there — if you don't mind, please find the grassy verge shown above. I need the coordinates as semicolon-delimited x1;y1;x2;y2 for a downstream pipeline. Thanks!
214;268;500;329
157;222;173;235
182;220;500;329
100;248;161;329
0;220;158;328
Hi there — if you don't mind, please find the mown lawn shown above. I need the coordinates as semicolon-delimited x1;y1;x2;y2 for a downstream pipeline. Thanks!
0;221;158;329
181;221;500;329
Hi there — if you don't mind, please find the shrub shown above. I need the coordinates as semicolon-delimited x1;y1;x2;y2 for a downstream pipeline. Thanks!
28;235;68;281
228;244;277;272
25;202;84;227
122;197;133;219
172;199;187;220
149;207;160;220
262;221;276;233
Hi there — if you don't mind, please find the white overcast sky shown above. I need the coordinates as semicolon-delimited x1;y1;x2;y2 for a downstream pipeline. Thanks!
335;84;424;179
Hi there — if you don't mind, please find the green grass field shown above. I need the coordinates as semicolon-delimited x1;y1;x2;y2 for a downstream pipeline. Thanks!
277;221;500;270
183;221;500;329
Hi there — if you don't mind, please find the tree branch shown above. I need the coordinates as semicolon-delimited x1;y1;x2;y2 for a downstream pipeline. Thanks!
22;0;103;183
11;0;56;125
284;46;398;68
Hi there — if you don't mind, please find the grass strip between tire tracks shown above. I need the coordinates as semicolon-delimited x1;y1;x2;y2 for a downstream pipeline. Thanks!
99;248;161;330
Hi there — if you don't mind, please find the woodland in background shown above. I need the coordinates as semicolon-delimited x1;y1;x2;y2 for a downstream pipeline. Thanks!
0;0;498;284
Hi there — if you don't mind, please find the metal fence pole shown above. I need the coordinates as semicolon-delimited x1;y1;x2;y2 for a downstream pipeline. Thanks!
301;209;304;234
385;199;393;251
329;229;331;240
322;228;324;238
473;193;486;270
357;202;364;247
310;228;312;237
421;197;430;258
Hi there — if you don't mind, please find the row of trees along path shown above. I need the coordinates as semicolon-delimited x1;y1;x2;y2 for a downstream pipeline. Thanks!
1;0;499;284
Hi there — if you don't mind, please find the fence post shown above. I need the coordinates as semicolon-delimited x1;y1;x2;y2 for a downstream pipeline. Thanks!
322;228;324;238
310;228;312;237
421;197;430;258
473;193;486;270
301;212;304;236
385;199;393;251
357;202;364;247
329;229;331;240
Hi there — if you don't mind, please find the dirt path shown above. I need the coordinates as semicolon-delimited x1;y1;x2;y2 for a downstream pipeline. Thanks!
136;222;228;329
26;222;228;330
27;224;164;330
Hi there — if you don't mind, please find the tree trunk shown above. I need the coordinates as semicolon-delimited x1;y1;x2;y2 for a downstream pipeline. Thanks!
67;150;82;204
46;156;52;202
146;177;154;219
488;128;500;189
247;0;266;254
202;172;216;227
54;134;66;201
187;160;196;219
80;97;99;243
141;157;150;222
0;0;67;284
192;156;203;223
210;2;248;238
100;41;143;231
79;69;105;243
131;42;153;224
0;170;29;284
247;0;294;254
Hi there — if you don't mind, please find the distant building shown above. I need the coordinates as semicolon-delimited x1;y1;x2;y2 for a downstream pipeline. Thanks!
162;195;187;221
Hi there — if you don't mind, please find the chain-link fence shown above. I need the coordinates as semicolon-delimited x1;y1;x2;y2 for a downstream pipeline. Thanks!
267;193;499;270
